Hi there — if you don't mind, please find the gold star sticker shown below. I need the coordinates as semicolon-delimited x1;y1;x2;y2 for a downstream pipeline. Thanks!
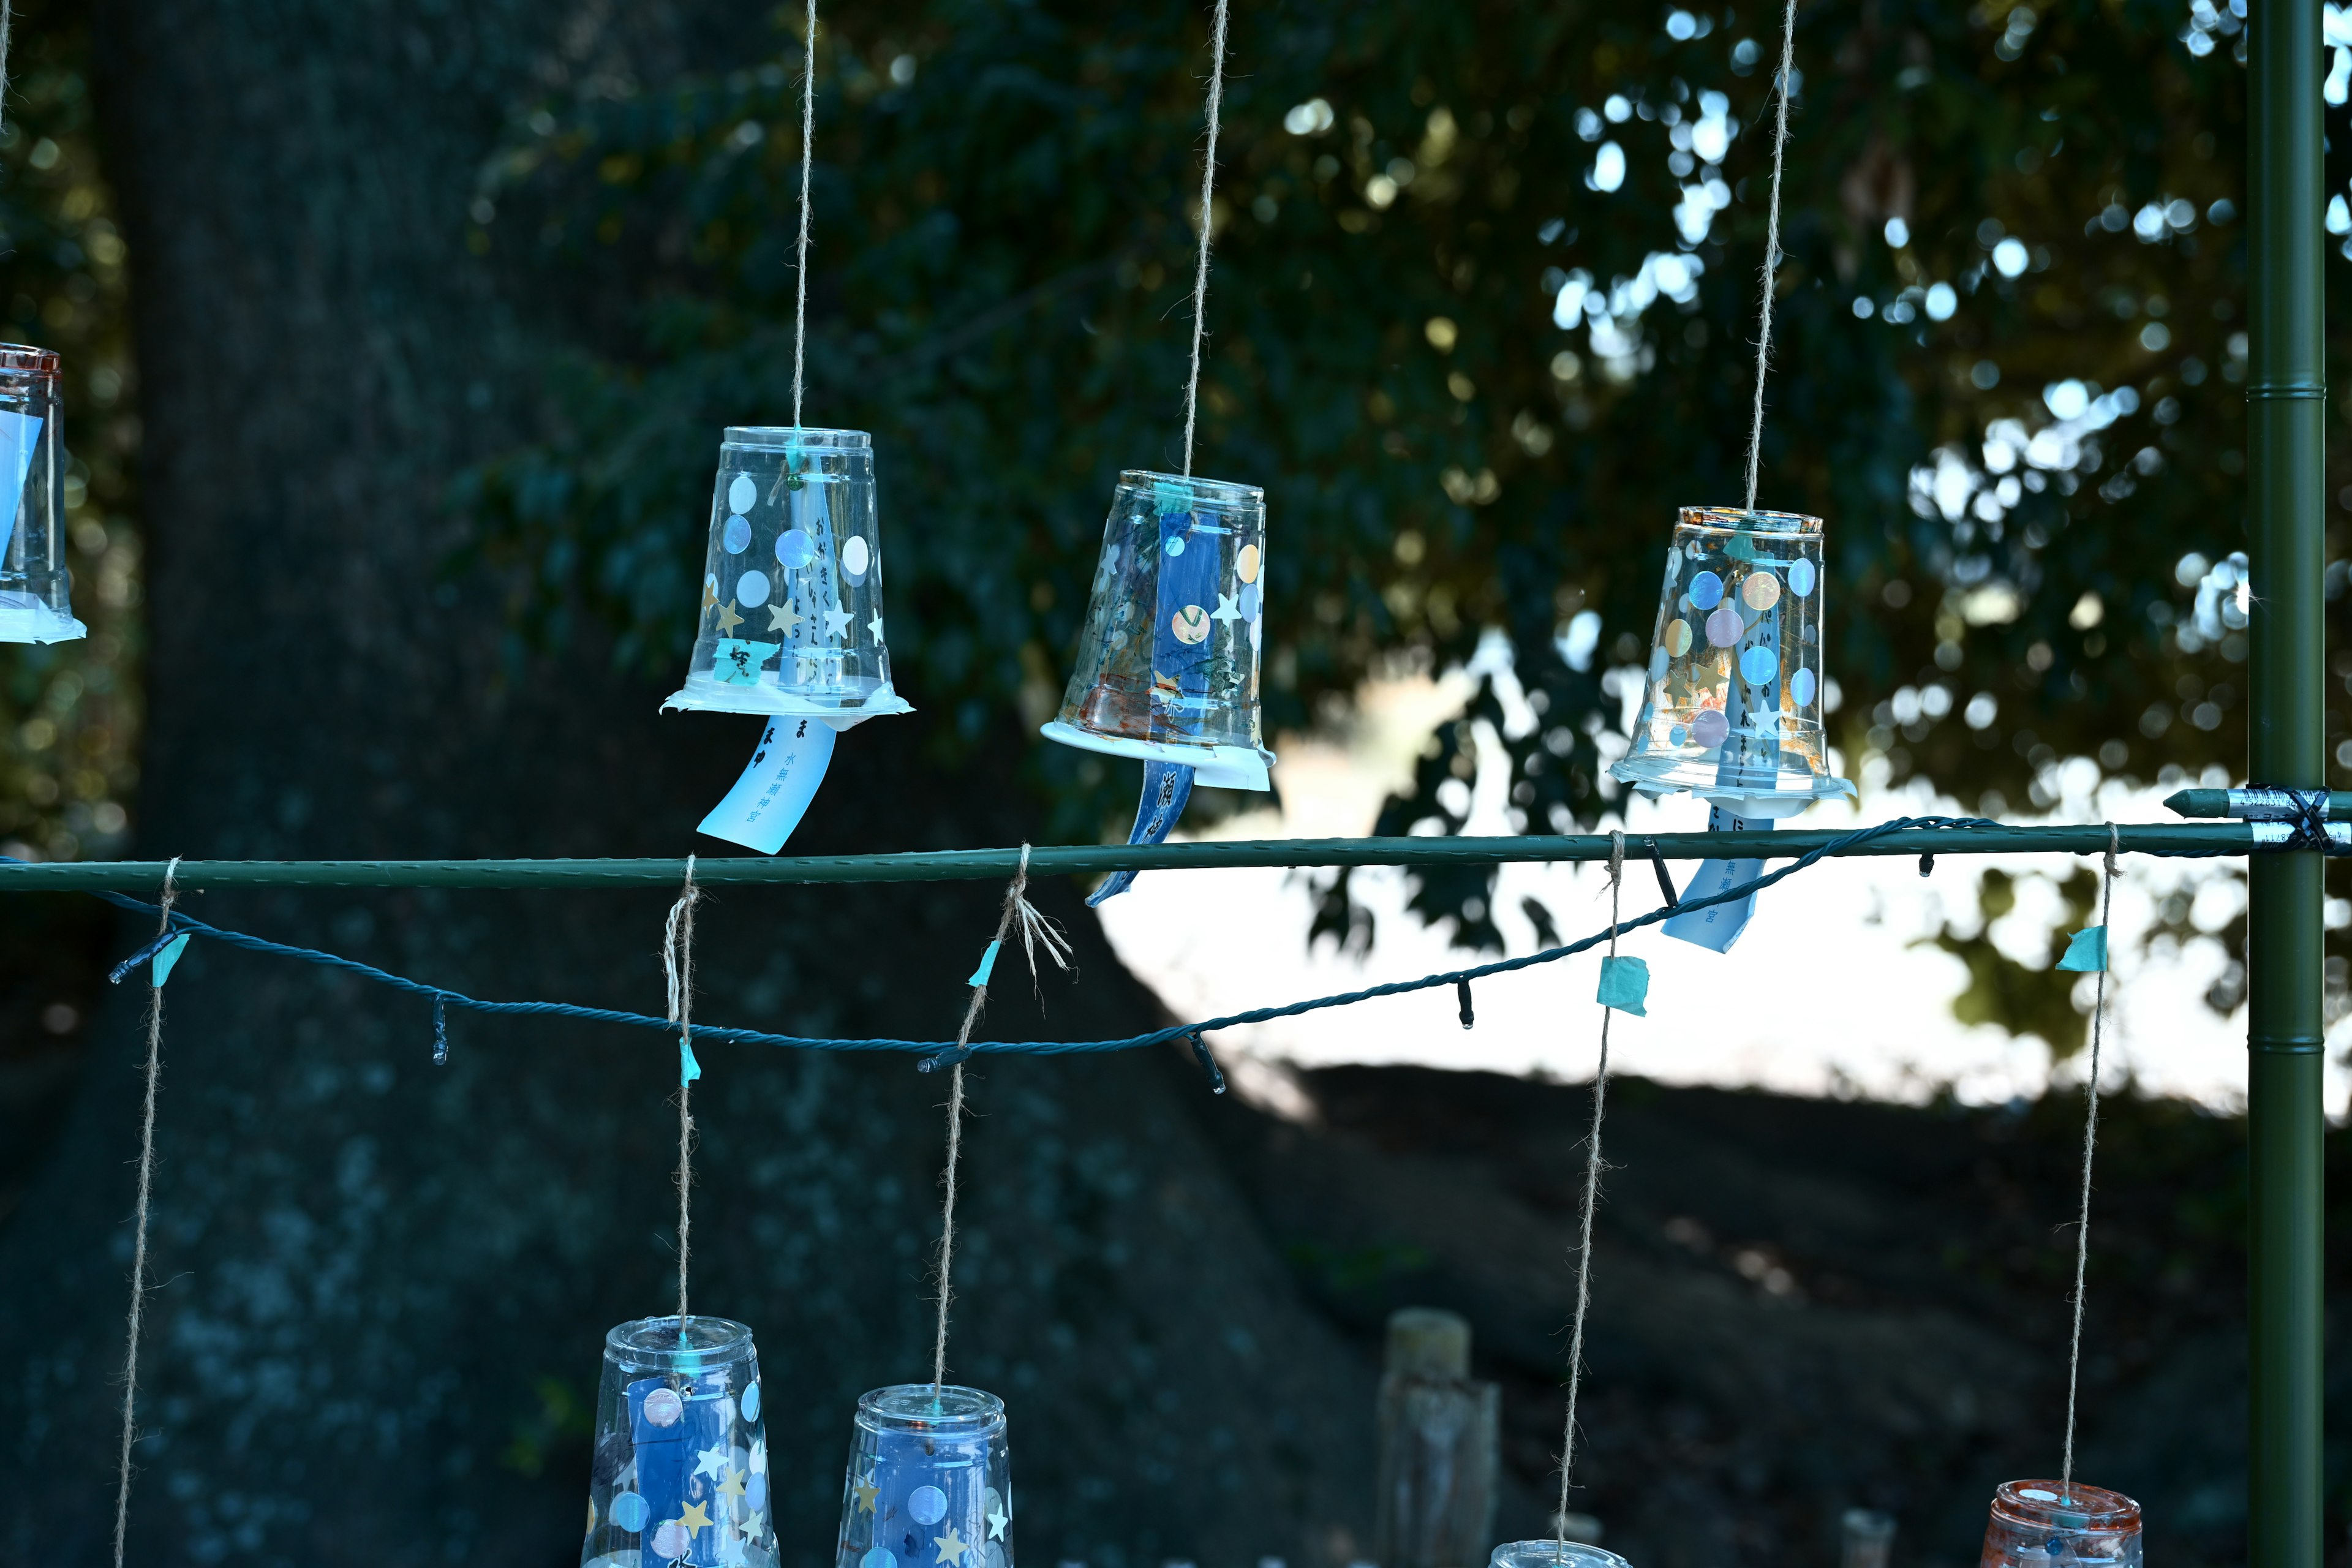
769;602;802;636
935;1526;969;1566
701;579;719;613
719;1468;748;1499
853;1477;879;1514
714;600;744;635
679;1500;713;1534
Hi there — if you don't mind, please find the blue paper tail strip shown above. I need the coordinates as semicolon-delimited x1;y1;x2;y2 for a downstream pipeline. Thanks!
1457;979;1475;1030
918;1044;974;1074
1086;761;1196;907
696;717;837;856
432;995;448;1065
1663;808;1774;953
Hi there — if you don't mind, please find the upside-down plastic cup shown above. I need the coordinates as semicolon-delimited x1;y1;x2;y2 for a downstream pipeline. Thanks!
0;344;80;644
663;426;911;725
1978;1480;2143;1568
1608;505;1850;816
1042;469;1274;790
581;1316;776;1567
834;1385;1014;1568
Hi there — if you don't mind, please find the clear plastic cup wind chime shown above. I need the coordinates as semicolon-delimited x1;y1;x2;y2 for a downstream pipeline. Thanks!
582;1317;777;1567
833;1385;1015;1568
1604;507;1852;951
0;344;83;645
1041;0;1270;904
667;426;913;854
1044;470;1273;902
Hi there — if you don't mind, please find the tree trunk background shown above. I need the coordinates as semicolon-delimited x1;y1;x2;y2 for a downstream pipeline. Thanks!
4;2;1373;1563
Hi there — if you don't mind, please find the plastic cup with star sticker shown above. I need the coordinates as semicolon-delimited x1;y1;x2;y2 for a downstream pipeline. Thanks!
834;1385;1014;1568
663;426;913;725
1607;506;1850;817
1041;469;1275;790
1978;1480;2143;1568
581;1316;777;1568
1489;1542;1635;1568
0;345;82;645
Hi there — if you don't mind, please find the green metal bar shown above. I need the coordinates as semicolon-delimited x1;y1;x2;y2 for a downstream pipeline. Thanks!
2248;0;2327;1562
0;823;2263;892
2168;787;2352;816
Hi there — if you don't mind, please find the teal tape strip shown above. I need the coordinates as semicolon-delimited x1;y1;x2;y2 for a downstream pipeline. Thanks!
679;1035;703;1084
967;939;1001;990
151;932;191;987
2056;927;2108;973
1597;954;1649;1016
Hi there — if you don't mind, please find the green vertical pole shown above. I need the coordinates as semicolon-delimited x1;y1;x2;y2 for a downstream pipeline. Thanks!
2247;0;2326;1564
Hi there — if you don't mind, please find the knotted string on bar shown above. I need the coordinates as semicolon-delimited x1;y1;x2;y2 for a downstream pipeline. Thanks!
663;856;703;1330
1555;832;1626;1550
1178;0;1232;477
113;855;180;1568
1742;0;1801;510
2059;825;2119;1494
930;845;1071;1389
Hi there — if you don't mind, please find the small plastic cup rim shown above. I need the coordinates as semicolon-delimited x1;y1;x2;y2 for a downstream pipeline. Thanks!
855;1382;1007;1433
1678;505;1821;535
1118;469;1265;507
1991;1479;2142;1530
603;1314;755;1368
724;425;870;451
1487;1538;1635;1568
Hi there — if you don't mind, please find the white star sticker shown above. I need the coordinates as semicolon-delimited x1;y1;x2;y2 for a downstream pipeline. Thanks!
823;606;854;640
988;1507;1009;1540
869;612;886;643
694;1441;729;1480
1211;592;1243;627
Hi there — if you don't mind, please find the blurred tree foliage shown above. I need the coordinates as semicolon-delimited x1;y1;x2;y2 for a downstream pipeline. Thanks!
459;0;2335;1030
0;0;138;862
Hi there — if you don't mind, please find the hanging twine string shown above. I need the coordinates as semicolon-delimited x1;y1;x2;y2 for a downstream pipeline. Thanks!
2059;825;2119;1495
0;0;15;137
932;845;1071;1389
1177;0;1232;478
1742;0;1801;511
1555;832;1626;1551
663;857;703;1330
790;0;819;430
113;855;180;1568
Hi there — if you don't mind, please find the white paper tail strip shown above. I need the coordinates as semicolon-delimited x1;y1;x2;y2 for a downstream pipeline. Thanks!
113;854;179;1568
1179;0;1232;477
663;857;703;1329
2060;826;2119;1491
1743;0;1800;510
1555;834;1626;1547
931;845;1069;1389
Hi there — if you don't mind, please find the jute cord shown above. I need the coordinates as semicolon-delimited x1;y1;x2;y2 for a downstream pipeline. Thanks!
1743;0;1800;510
932;845;1069;1389
791;0;818;431
1178;0;1231;477
113;855;179;1568
1555;832;1625;1550
665;856;703;1330
2059;825;2119;1494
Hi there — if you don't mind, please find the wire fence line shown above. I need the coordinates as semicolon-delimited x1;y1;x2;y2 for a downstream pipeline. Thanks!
55;815;2277;1071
